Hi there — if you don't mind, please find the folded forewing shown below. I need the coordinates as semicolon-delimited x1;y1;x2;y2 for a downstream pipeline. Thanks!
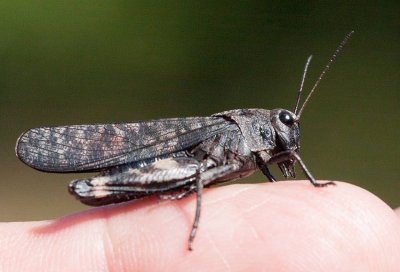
16;117;234;172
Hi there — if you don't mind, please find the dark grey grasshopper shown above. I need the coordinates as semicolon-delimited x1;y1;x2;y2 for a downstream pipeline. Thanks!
16;32;353;250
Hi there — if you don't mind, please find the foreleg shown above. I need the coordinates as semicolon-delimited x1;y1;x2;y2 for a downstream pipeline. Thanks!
269;150;335;187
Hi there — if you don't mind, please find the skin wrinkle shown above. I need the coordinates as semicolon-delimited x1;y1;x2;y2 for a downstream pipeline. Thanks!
143;201;184;270
101;200;161;271
241;199;269;214
202;199;231;227
205;229;232;271
102;215;119;272
137;227;162;270
247;221;261;240
231;213;261;249
235;202;265;241
157;201;191;226
203;186;251;205
121;214;157;271
206;190;263;262
229;198;260;238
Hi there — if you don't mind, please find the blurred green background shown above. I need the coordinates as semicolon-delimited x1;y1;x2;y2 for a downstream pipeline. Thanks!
1;1;399;221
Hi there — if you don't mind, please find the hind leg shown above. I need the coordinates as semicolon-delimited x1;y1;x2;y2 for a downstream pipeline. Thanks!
158;185;196;200
69;157;201;206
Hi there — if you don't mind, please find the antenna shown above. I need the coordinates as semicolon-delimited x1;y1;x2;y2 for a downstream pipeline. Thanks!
296;31;354;119
294;55;313;115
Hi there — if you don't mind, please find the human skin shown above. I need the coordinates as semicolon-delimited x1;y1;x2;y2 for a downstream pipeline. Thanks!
0;181;399;271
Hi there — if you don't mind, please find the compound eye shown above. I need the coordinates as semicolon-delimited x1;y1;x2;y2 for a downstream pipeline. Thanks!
279;111;295;126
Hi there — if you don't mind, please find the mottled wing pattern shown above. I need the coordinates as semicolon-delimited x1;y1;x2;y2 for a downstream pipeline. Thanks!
16;117;234;172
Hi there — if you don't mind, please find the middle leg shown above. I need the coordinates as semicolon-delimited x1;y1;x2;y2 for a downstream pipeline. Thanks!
188;162;242;250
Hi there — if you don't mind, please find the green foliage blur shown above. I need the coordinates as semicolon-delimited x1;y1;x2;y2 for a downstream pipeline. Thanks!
1;1;399;220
